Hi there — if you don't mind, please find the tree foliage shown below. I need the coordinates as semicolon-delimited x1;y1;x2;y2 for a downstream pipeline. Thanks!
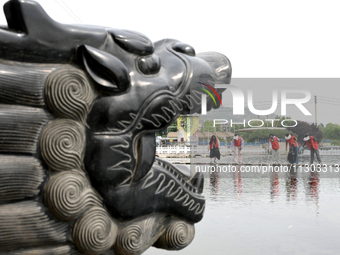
201;120;222;132
322;123;340;140
245;129;295;142
286;121;323;142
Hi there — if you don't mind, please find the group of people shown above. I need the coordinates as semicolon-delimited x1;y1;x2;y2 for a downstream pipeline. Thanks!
208;134;244;164
208;133;322;165
270;133;322;165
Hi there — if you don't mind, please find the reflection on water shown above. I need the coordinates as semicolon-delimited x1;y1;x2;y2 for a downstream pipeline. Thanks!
234;170;243;200
270;171;280;201
286;169;298;202
148;164;340;255
214;154;340;165
308;172;320;203
209;171;219;197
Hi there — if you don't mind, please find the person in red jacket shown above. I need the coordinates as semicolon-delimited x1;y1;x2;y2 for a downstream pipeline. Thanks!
285;133;298;164
269;134;280;164
303;134;322;164
208;135;220;164
231;133;244;164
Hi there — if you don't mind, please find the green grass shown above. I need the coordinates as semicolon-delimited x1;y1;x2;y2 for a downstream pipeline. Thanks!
330;139;340;146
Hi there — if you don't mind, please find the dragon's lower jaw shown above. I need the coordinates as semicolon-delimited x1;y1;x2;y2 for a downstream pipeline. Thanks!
97;158;205;223
86;121;206;223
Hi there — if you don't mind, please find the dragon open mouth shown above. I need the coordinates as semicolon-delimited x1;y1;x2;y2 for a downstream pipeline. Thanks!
85;42;231;223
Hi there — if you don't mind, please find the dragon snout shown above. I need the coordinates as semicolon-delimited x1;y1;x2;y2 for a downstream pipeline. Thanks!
198;52;232;84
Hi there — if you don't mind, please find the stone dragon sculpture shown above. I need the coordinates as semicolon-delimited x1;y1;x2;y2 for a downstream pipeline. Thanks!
0;0;231;254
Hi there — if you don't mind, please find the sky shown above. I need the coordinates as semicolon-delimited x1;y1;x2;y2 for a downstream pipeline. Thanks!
0;0;339;124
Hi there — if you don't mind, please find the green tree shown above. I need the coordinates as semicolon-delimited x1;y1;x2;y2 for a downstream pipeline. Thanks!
156;119;177;137
286;121;323;142
246;129;295;142
318;123;325;134
238;132;251;141
201;120;222;132
323;123;340;140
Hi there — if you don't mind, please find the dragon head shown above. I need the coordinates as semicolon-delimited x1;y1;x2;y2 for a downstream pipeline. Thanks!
0;0;231;253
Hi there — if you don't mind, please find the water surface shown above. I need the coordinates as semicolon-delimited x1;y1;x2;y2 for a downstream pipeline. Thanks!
148;156;340;255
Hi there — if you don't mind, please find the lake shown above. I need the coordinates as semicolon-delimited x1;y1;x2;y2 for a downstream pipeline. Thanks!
148;155;340;255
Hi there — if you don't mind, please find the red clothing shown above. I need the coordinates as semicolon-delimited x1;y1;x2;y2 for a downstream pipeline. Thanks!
306;136;319;150
286;135;297;147
209;138;220;150
269;137;280;150
234;136;242;147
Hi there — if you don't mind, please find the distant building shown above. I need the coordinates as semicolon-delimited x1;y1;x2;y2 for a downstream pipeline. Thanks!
176;116;199;145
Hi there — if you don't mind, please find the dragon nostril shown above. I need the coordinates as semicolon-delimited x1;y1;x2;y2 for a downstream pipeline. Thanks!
172;42;196;57
137;54;161;75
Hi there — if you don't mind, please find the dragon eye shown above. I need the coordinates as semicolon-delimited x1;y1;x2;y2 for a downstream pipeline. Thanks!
172;42;196;56
137;54;161;75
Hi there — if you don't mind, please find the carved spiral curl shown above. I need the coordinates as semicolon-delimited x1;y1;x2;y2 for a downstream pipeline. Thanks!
72;206;117;255
154;219;195;250
115;224;146;254
44;171;102;221
114;217;160;254
45;68;96;124
40;119;85;172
